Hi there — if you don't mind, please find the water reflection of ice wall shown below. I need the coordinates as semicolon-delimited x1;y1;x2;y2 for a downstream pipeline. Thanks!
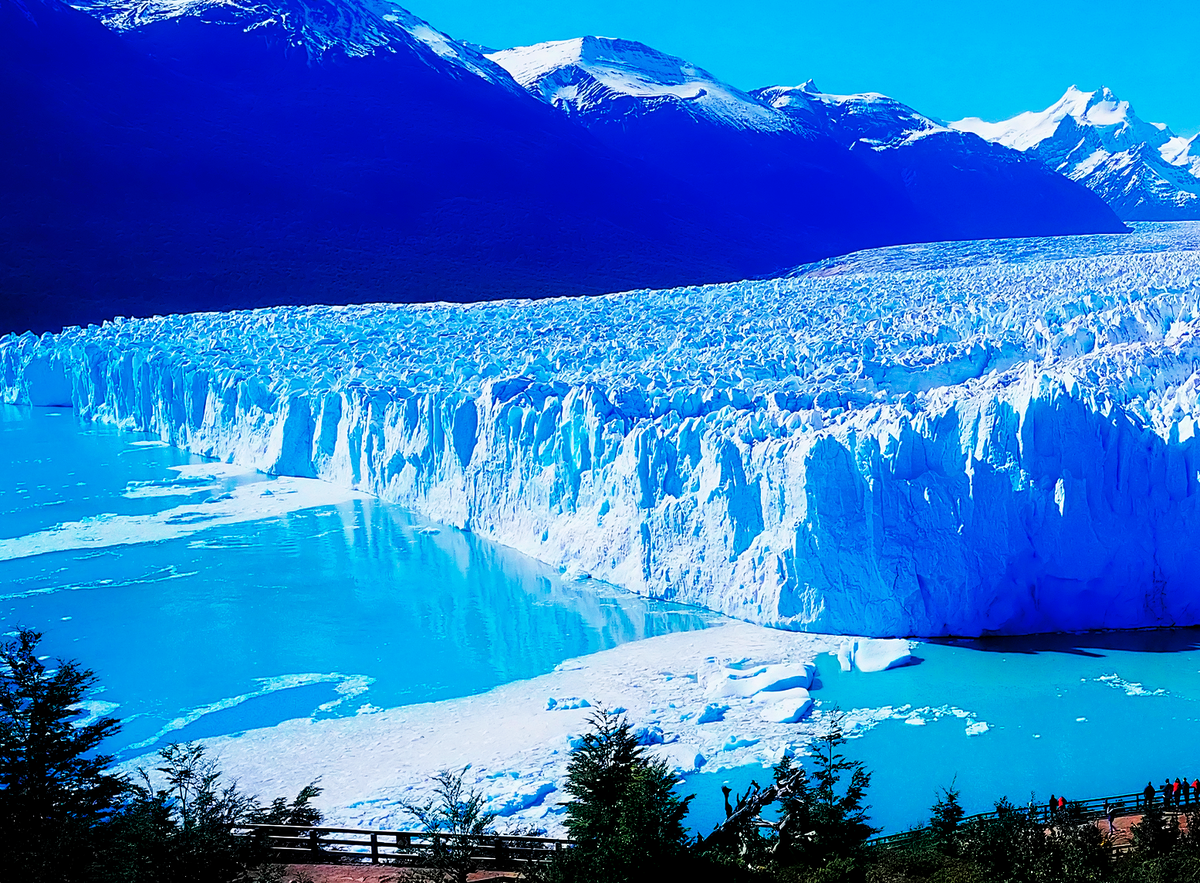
0;406;709;756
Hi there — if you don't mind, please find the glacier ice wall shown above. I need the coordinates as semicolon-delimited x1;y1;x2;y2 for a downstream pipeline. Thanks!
6;224;1200;637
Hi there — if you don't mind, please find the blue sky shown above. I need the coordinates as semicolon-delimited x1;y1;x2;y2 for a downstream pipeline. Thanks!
406;0;1199;137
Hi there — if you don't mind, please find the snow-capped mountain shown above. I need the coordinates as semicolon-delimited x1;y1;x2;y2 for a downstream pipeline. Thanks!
0;0;1129;336
489;36;798;134
954;86;1200;220
493;36;930;272
750;79;1128;242
69;0;525;91
490;38;1124;248
756;79;948;147
3;0;801;336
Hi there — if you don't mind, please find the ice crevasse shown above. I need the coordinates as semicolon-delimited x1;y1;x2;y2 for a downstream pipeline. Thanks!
6;226;1200;638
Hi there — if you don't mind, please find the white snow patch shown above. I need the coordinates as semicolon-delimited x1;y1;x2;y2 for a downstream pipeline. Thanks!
139;621;861;834
0;465;368;561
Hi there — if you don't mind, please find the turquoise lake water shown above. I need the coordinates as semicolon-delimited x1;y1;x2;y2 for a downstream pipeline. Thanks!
0;405;710;757
687;629;1200;834
6;404;1200;835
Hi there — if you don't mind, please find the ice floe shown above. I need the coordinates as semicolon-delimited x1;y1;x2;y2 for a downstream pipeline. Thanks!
0;464;368;561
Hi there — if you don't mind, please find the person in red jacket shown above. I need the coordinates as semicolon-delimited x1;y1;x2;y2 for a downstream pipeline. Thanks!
1174;778;1182;806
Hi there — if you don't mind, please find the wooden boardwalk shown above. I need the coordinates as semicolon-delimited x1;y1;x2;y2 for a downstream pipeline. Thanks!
239;824;571;866
868;790;1200;852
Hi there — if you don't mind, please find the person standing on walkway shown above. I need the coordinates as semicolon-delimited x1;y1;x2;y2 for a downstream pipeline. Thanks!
1163;779;1174;809
1184;777;1192;807
1145;781;1157;808
1105;801;1116;835
1048;794;1056;820
1174;778;1182;807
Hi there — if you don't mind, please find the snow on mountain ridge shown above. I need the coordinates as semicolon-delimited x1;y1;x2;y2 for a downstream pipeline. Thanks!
69;0;521;88
755;81;949;149
488;36;793;132
953;86;1200;220
6;224;1200;638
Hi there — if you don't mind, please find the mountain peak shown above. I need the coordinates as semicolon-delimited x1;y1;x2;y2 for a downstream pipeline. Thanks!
487;35;791;132
951;86;1199;220
68;0;523;89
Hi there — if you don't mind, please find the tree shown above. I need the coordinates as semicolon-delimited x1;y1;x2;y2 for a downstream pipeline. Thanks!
97;742;322;883
774;712;877;869
550;708;692;883
0;626;125;880
1130;796;1181;860
695;756;808;866
400;767;498;883
929;782;965;855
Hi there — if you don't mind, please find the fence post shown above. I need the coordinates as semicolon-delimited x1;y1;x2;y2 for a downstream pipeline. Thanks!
371;832;379;864
310;829;320;857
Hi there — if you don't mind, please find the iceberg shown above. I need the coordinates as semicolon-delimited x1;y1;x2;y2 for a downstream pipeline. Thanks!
6;224;1200;637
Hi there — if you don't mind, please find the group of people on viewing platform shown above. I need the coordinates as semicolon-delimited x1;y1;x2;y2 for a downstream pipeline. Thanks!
1142;777;1200;809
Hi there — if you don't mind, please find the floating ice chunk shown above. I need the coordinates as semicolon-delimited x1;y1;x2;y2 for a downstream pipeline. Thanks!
722;735;760;751
835;638;915;673
1095;674;1166;697
696;703;728;724
487;782;557;817
836;642;853;672
853;639;915;673
965;720;990;737
653;743;706;774
70;700;119;728
758;688;814;724
705;663;815;699
634;725;668;745
546;697;591;711
904;716;927;726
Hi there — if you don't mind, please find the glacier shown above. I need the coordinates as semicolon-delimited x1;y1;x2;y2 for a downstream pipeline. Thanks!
6;223;1200;637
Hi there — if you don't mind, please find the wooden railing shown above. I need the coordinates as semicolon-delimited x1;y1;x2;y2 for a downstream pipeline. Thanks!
237;824;573;865
868;789;1175;850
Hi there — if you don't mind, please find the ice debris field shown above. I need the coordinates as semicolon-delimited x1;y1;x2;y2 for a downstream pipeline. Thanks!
189;622;918;835
6;222;1200;636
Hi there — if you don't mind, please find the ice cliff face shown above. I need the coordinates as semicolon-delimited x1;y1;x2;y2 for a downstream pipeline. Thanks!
6;224;1200;638
954;87;1200;221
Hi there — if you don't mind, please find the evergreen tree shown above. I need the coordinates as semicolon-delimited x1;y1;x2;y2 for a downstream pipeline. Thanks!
1130;796;1181;860
929;782;965;855
775;712;877;869
0;626;125;881
552;708;691;883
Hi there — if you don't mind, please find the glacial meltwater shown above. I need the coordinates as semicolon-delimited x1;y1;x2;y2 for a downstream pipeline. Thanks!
686;628;1200;835
6;403;1200;836
0;404;711;755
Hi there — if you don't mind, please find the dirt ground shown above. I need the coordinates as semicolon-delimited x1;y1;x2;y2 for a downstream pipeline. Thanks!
280;865;523;883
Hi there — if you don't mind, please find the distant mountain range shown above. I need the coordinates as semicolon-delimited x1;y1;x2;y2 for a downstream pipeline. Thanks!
1;0;1129;334
955;86;1200;220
